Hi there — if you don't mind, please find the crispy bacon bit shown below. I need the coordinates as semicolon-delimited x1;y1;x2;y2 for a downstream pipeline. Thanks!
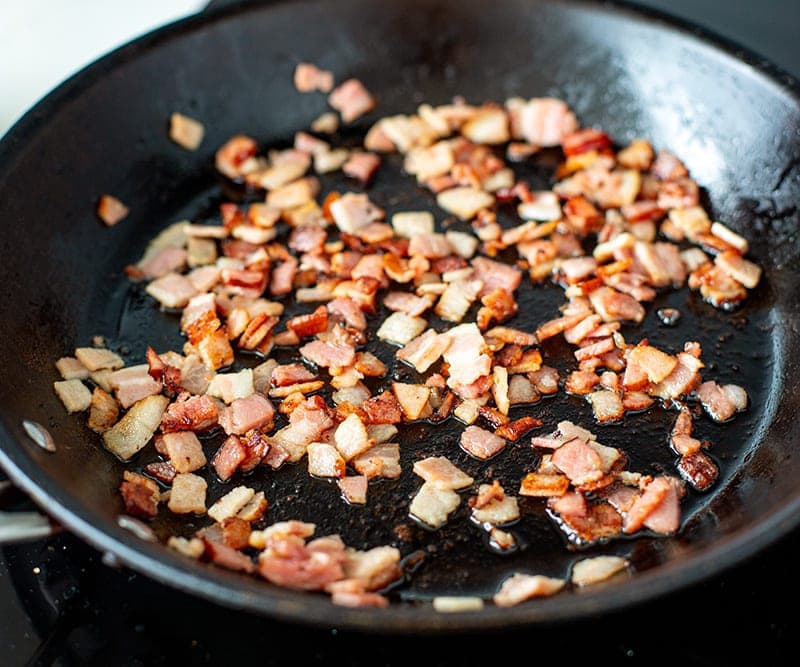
219;393;275;435
169;112;205;150
589;286;646;323
460;425;506;460
328;79;376;123
571;555;628;586
413;456;474;490
97;194;129;226
678;451;719;491
493;573;565;607
342;151;381;184
586;390;624;423
519;472;570;497
361;391;404;425
300;340;356;368
409;482;461;528
294;62;334;93
696;381;737;422
161;394;219;433
495;417;542;443
145;460;177;484
286;306;329;338
565;369;600;395
120;471;159;518
623;476;683;534
215;134;258;179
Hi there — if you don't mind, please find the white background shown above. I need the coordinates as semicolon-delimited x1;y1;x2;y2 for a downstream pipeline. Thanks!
0;0;205;138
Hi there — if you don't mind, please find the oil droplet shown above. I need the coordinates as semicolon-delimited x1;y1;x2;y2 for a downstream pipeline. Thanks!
656;308;681;326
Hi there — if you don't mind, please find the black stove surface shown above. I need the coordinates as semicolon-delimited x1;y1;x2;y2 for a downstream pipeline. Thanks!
3;1;800;665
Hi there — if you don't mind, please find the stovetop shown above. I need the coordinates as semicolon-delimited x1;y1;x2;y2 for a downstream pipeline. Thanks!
3;1;800;665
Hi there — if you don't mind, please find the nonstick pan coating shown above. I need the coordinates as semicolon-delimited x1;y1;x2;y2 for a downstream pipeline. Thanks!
1;0;799;631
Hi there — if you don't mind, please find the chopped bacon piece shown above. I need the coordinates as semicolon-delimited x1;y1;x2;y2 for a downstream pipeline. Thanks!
120;471;159;518
519;472;570;497
160;431;206;473
161;394;219;433
460;425;506;460
588;286;646;323
271;363;317;387
651;150;688;181
528;366;559;395
623;476;683;534
361;390;404;425
586;390;624;423
571;555;628;586
494;416;542;441
286;306;329;338
343;151;381;184
622;391;655;412
493;573;565;607
514;97;578;147
696;381;737;422
552;438;604;486
562;128;612;156
215;134;258;179
678;451;719;491
327;297;367;330
269;257;298;296
219;393;275;435
212;435;247;482
289;225;327;254
565;370;600;395
144;460;177;484
627;345;677;384
294;62;334;93
409;482;461;528
204;540;255;574
300;340;356;368
384;291;435;317
328;79;376;123
97;194;129;226
413;456;473;490
471;256;522;295
337;475;368;504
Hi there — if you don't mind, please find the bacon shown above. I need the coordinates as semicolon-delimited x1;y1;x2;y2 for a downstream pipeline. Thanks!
215;134;258;179
204;540;255;574
294;62;334;93
108;365;162;409
528;366;559;395
562;128;612;156
714;251;761;289
258;534;347;590
331;591;389;608
471;256;522;295
212;435;247;481
328;79;376;123
384;291;434;317
361;390;404;424
218;393;275;435
413;456;474;490
271;363;317;387
327;297;367;330
138;246;187;280
551;438;605;486
161;394;219;433
565;369;599;395
604;272;656;301
588;286;646;323
651;150;688;181
330;193;384;234
493;573;565;607
696;381;737;422
574;337;615;361
622;391;655;412
476;288;517;329
286;306;328;338
144;460;177;484
460;425;506;460
343;151;381;184
289;225;327;254
627;345;677;384
442;323;491;388
550;499;623;544
586;390;624;423
160;431;206;473
300;340;356;368
513;97;578;147
494;416;542;441
269;257;298;296
120;471;159;518
678;451;719;491
97;194;129;226
270;396;335;462
623;476;683;534
650;352;703;399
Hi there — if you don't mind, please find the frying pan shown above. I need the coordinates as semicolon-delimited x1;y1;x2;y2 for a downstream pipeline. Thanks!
1;0;799;632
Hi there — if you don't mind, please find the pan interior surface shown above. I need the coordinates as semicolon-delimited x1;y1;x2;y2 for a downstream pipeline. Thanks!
0;0;799;630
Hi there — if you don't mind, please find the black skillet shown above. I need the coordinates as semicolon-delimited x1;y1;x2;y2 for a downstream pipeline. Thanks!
1;0;799;632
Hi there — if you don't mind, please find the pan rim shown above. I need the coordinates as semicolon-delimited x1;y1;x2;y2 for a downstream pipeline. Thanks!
1;0;799;632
